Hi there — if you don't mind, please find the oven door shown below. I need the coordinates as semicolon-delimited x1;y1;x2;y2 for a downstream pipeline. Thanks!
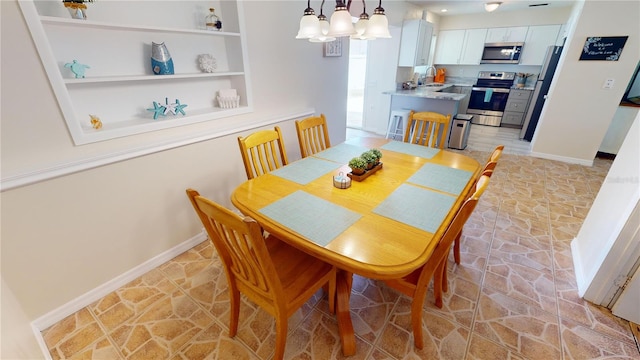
467;87;510;126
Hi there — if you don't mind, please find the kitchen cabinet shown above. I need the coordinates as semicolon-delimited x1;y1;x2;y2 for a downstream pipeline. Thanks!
502;89;532;127
459;28;488;64
437;85;472;113
433;30;465;64
519;25;561;65
485;26;528;43
434;29;486;65
19;0;252;145
398;20;434;67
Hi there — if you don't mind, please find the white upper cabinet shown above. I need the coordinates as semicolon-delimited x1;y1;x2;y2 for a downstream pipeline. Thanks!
519;24;562;65
485;26;528;43
459;28;488;64
398;20;434;67
433;29;465;64
19;0;252;145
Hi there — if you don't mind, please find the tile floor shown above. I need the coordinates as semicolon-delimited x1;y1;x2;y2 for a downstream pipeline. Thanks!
41;128;640;359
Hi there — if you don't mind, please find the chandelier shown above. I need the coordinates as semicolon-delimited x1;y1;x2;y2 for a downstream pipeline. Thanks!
296;0;391;42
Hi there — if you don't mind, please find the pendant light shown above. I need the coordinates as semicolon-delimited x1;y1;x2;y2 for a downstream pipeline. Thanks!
363;0;391;38
310;1;337;42
327;0;356;37
296;0;321;39
350;0;375;40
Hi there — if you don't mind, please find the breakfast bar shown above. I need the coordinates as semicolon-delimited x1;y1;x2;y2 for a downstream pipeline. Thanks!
383;85;467;117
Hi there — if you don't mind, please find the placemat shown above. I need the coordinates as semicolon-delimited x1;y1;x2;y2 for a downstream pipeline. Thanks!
313;143;370;164
380;141;440;159
270;157;340;185
373;184;455;233
259;191;362;247
407;163;474;195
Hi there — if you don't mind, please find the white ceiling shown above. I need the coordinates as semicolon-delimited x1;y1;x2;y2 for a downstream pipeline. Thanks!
406;0;576;16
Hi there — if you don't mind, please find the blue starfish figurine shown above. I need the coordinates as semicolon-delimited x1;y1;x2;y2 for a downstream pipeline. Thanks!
147;101;167;120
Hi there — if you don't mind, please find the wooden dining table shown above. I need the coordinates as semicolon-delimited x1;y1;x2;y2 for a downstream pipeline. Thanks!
231;137;481;356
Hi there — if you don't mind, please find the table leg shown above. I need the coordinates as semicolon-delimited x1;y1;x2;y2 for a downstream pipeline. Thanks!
336;270;355;356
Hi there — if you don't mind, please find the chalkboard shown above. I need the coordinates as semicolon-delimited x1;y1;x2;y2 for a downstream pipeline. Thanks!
580;36;628;61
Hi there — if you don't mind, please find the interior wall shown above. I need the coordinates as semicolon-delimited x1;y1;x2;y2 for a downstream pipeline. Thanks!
436;5;574;30
0;0;348;337
530;0;640;163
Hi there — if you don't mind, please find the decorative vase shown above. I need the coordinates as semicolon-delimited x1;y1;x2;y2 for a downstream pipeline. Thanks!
151;42;174;75
63;2;87;20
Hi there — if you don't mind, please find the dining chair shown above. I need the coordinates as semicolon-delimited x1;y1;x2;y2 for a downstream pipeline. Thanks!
453;144;504;264
237;126;289;179
295;114;331;158
404;111;451;149
186;189;336;360
383;175;490;349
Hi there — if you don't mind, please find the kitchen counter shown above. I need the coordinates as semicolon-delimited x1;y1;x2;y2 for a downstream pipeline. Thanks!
383;84;468;101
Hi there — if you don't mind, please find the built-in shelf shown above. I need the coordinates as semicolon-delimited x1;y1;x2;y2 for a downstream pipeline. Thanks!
19;0;252;145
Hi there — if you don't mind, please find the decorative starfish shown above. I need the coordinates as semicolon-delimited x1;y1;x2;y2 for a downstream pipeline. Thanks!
147;101;167;120
164;97;177;115
64;60;90;78
173;99;188;116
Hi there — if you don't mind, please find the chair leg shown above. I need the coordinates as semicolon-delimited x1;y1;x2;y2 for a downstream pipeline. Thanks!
454;231;462;264
274;313;289;360
410;294;425;349
228;287;240;337
434;259;447;309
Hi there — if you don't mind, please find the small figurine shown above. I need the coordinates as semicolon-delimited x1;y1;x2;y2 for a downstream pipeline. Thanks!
147;101;167;120
197;54;217;73
168;98;188;116
89;114;102;129
64;60;90;78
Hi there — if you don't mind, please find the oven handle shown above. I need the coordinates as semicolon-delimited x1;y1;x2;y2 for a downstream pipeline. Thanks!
472;87;511;93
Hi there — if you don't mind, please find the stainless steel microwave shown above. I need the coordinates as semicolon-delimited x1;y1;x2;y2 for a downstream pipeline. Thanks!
480;42;524;64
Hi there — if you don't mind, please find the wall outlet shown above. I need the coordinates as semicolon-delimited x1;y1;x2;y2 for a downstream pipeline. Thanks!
603;78;615;89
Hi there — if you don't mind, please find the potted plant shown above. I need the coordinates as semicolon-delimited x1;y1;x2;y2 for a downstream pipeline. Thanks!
370;149;383;165
348;157;367;175
62;0;94;20
361;151;377;170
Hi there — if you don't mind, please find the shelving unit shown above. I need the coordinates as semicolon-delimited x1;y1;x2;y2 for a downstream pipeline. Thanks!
19;1;252;145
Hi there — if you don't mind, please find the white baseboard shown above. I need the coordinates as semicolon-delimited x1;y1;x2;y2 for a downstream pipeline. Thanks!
31;230;207;333
529;151;594;166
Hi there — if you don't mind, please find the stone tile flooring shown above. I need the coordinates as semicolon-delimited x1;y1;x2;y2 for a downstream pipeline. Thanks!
41;142;640;359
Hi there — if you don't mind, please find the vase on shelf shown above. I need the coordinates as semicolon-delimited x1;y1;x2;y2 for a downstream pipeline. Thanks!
205;8;222;31
151;42;174;75
63;1;88;20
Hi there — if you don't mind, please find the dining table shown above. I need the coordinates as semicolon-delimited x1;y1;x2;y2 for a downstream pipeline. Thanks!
231;137;481;356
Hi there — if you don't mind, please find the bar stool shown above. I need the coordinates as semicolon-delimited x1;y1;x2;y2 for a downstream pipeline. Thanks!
386;109;412;140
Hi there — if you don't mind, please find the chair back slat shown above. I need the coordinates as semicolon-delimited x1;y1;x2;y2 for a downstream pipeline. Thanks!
404;111;451;149
238;126;289;179
295;114;331;158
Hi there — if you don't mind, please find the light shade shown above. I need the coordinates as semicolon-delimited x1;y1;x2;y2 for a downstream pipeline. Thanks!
296;14;320;39
363;7;391;39
351;15;375;40
484;2;502;12
327;3;356;37
310;15;336;42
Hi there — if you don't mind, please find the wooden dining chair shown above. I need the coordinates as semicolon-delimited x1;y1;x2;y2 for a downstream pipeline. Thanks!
186;189;336;360
453;145;504;264
295;114;331;158
404;111;451;149
383;175;490;349
237;126;289;179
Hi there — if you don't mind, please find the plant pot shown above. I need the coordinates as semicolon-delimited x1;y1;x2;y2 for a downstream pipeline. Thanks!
351;168;366;176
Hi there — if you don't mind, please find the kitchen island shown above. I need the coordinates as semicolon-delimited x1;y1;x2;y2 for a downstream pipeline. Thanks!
383;84;467;117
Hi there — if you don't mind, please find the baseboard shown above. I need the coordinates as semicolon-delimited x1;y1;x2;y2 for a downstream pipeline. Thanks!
31;230;207;333
529;151;594;166
571;237;587;297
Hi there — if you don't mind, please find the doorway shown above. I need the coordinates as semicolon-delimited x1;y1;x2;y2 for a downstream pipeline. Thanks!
347;40;367;129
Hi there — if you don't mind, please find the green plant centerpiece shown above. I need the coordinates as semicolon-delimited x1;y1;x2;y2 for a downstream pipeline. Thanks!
370;149;382;164
348;157;367;175
361;150;377;170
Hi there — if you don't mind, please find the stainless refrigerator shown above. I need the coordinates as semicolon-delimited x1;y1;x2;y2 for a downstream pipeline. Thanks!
520;45;563;141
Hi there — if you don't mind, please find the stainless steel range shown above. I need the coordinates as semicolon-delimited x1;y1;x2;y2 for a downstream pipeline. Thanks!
467;71;515;127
